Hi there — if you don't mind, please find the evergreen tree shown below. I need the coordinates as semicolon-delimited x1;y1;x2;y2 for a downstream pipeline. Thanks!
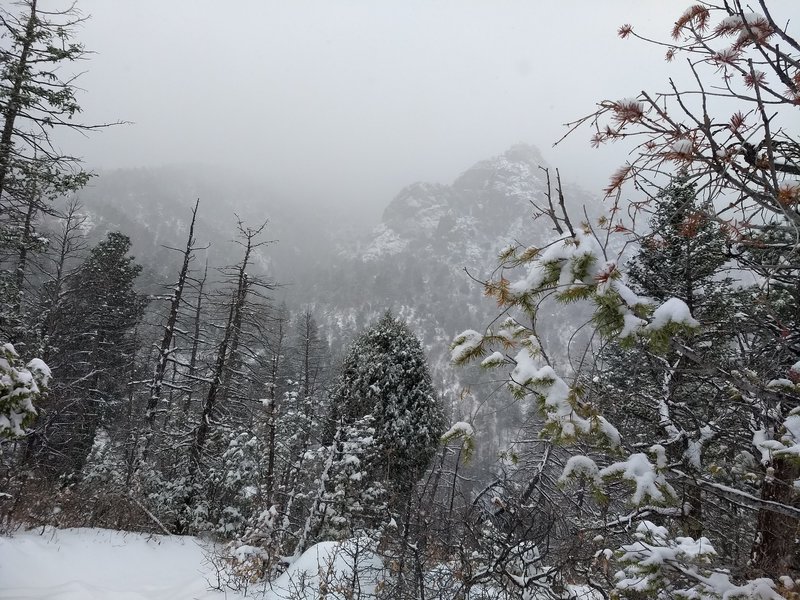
44;231;145;474
326;313;444;516
0;1;109;345
0;342;49;439
0;0;93;203
594;175;754;544
317;414;387;541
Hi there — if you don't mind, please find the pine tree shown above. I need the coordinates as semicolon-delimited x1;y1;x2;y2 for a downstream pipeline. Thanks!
317;415;387;541
0;0;94;203
276;309;329;515
44;231;145;474
593;175;754;545
179;219;273;534
572;2;800;579
0;1;110;345
0;342;49;439
325;312;444;521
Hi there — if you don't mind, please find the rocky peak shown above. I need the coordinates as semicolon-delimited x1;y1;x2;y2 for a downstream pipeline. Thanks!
365;144;554;264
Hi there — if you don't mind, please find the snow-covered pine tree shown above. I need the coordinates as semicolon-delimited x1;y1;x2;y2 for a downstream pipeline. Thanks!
317;414;387;542
733;218;800;576
0;0;110;349
592;174;754;544
46;232;145;476
275;310;330;526
564;0;800;583
211;429;264;538
0;342;49;439
452;10;800;584
324;312;445;530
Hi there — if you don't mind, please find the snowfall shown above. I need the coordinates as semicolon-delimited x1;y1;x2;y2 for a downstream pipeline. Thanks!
0;526;381;600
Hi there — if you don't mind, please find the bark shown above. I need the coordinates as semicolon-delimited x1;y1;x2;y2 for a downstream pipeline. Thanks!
750;455;800;577
181;262;208;416
265;314;286;502
189;227;255;470
145;201;198;433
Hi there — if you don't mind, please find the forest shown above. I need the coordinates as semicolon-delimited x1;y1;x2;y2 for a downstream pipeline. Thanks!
0;1;798;599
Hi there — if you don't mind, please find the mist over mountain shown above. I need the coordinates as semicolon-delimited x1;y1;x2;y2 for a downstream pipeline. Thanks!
71;143;594;458
72;165;346;284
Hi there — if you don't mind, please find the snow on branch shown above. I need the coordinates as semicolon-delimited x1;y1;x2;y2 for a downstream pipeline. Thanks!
0;343;50;439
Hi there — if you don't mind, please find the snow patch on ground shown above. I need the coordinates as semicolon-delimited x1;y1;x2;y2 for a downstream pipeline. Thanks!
0;527;225;600
0;527;381;600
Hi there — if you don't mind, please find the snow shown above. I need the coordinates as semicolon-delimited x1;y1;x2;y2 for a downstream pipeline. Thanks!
599;452;675;505
26;358;51;386
509;230;605;296
266;538;382;599
0;527;382;600
717;12;769;30
775;414;800;459
647;297;700;330
442;421;474;439
0;527;224;600
595;416;622;447
684;425;714;470
480;351;505;367
700;574;784;600
766;378;794;389
361;223;408;260
619;313;647;339
559;455;601;485
670;139;693;155
510;262;547;295
0;344;46;438
450;329;483;363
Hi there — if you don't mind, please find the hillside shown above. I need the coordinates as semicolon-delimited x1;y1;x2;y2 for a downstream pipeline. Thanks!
70;144;597;460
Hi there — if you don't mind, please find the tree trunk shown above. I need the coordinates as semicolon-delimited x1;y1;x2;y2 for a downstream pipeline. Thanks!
145;200;198;434
750;455;800;577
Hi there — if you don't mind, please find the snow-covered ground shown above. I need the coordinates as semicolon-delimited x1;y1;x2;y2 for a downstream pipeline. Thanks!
0;527;231;600
0;527;380;600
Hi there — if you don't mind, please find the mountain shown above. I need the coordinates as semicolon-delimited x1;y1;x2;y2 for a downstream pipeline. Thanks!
297;144;597;458
71;164;339;286
306;142;594;344
71;144;598;462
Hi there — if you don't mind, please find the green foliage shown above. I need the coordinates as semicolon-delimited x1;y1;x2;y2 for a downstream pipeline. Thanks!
328;312;445;499
44;232;145;474
0;342;49;439
319;415;388;541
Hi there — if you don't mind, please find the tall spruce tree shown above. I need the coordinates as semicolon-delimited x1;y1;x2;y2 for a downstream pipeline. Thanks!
44;231;145;474
0;1;111;345
325;313;445;518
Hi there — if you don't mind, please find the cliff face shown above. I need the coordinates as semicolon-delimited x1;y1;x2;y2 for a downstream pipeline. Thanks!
365;144;554;269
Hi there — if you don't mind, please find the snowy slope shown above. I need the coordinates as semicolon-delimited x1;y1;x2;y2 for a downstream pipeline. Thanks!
0;527;227;600
0;527;381;600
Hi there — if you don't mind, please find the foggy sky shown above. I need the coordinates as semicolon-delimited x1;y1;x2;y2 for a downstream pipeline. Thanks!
59;1;796;220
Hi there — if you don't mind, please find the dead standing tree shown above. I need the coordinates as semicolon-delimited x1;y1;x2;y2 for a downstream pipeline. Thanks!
189;219;273;471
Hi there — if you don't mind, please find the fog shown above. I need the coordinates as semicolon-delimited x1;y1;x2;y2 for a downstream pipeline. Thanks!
63;1;792;220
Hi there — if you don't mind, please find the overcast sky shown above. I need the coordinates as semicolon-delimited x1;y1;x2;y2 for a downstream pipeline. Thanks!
59;1;795;219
